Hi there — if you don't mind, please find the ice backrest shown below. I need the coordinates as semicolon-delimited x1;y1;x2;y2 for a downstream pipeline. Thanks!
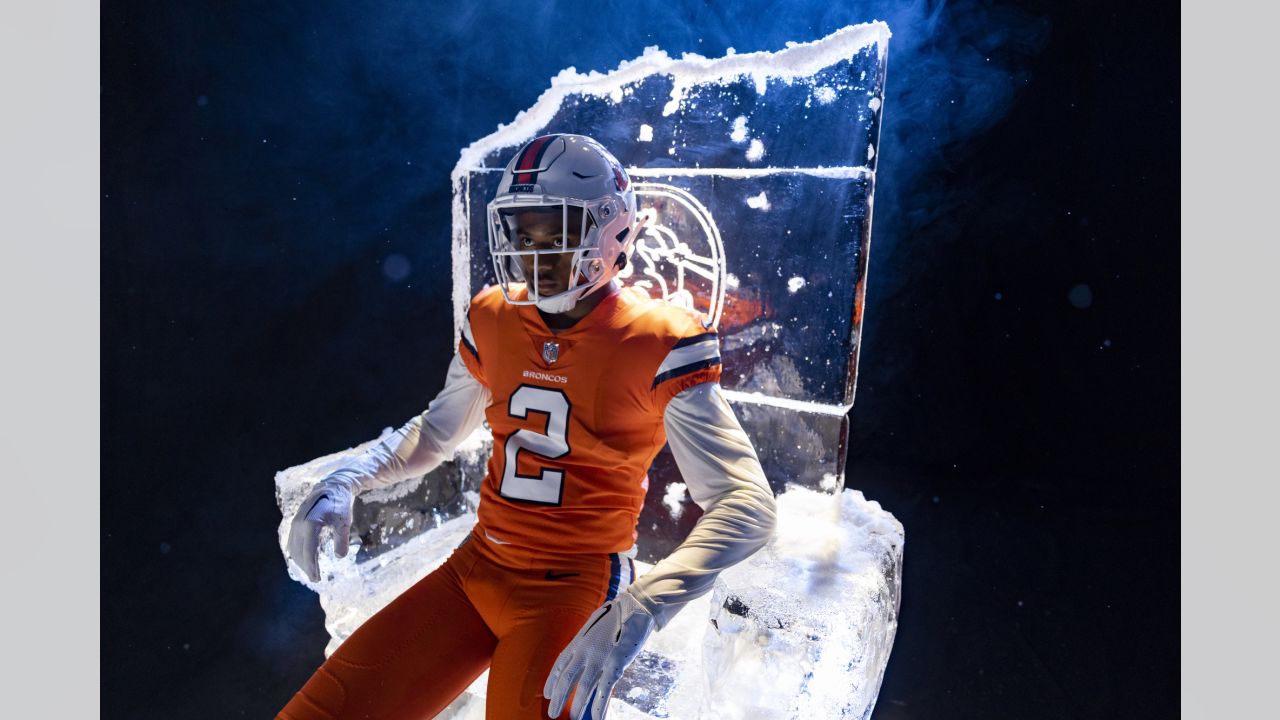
453;24;890;561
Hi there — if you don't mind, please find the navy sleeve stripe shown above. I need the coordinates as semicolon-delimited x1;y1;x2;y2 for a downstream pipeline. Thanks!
672;331;717;349
460;332;480;362
460;315;481;363
651;356;721;389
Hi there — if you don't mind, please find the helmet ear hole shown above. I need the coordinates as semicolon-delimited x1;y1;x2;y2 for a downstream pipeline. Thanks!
614;254;628;271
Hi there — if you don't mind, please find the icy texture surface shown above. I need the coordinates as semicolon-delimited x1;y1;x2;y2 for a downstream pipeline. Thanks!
700;487;903;719
453;22;890;414
274;429;490;656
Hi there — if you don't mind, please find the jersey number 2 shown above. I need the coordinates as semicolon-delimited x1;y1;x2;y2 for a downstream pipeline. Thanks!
501;385;571;505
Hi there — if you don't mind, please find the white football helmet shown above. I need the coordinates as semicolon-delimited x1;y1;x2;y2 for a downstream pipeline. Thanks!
487;134;640;313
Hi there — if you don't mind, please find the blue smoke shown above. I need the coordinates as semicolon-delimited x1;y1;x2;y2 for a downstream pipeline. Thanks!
115;0;1050;443
169;0;1047;287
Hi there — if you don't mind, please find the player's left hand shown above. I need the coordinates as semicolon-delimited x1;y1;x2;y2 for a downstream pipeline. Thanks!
544;589;655;720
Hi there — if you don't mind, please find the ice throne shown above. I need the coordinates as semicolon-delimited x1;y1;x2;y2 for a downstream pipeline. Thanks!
277;23;902;719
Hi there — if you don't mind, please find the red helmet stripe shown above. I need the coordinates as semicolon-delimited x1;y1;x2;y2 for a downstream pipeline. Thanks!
514;135;555;185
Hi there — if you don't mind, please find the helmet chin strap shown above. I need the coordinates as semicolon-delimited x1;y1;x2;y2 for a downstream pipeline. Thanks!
529;216;639;315
535;249;601;314
535;290;582;314
535;274;622;315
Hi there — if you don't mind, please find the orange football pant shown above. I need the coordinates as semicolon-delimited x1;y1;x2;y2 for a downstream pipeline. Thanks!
277;528;636;720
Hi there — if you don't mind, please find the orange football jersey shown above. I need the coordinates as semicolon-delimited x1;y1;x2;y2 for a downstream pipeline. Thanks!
457;283;721;557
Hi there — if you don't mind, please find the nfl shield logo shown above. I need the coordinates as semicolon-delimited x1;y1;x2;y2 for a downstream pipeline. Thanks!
542;341;560;365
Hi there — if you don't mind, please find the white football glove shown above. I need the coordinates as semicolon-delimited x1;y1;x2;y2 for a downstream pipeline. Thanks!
544;589;656;720
286;479;355;583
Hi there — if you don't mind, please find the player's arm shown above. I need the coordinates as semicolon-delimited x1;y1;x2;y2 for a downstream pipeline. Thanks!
545;373;777;720
317;351;490;492
286;351;491;582
625;380;777;627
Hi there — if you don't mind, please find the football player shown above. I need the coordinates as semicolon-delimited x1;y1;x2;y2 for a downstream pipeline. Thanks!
278;134;777;720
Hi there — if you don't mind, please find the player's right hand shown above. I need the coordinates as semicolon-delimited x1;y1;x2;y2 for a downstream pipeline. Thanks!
286;480;355;583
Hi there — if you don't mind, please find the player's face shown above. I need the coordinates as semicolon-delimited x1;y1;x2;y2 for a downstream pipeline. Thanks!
507;207;586;297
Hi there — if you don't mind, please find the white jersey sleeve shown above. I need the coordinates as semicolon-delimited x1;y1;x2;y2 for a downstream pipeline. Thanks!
627;381;778;629
322;352;492;494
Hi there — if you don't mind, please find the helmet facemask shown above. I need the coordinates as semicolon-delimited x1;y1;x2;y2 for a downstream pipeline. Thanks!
487;195;623;314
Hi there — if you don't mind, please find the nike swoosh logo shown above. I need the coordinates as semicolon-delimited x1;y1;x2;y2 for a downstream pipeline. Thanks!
545;571;581;581
572;171;601;179
299;493;329;518
584;603;613;634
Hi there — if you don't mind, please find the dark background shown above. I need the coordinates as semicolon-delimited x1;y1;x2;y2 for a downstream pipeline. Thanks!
102;1;1178;718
